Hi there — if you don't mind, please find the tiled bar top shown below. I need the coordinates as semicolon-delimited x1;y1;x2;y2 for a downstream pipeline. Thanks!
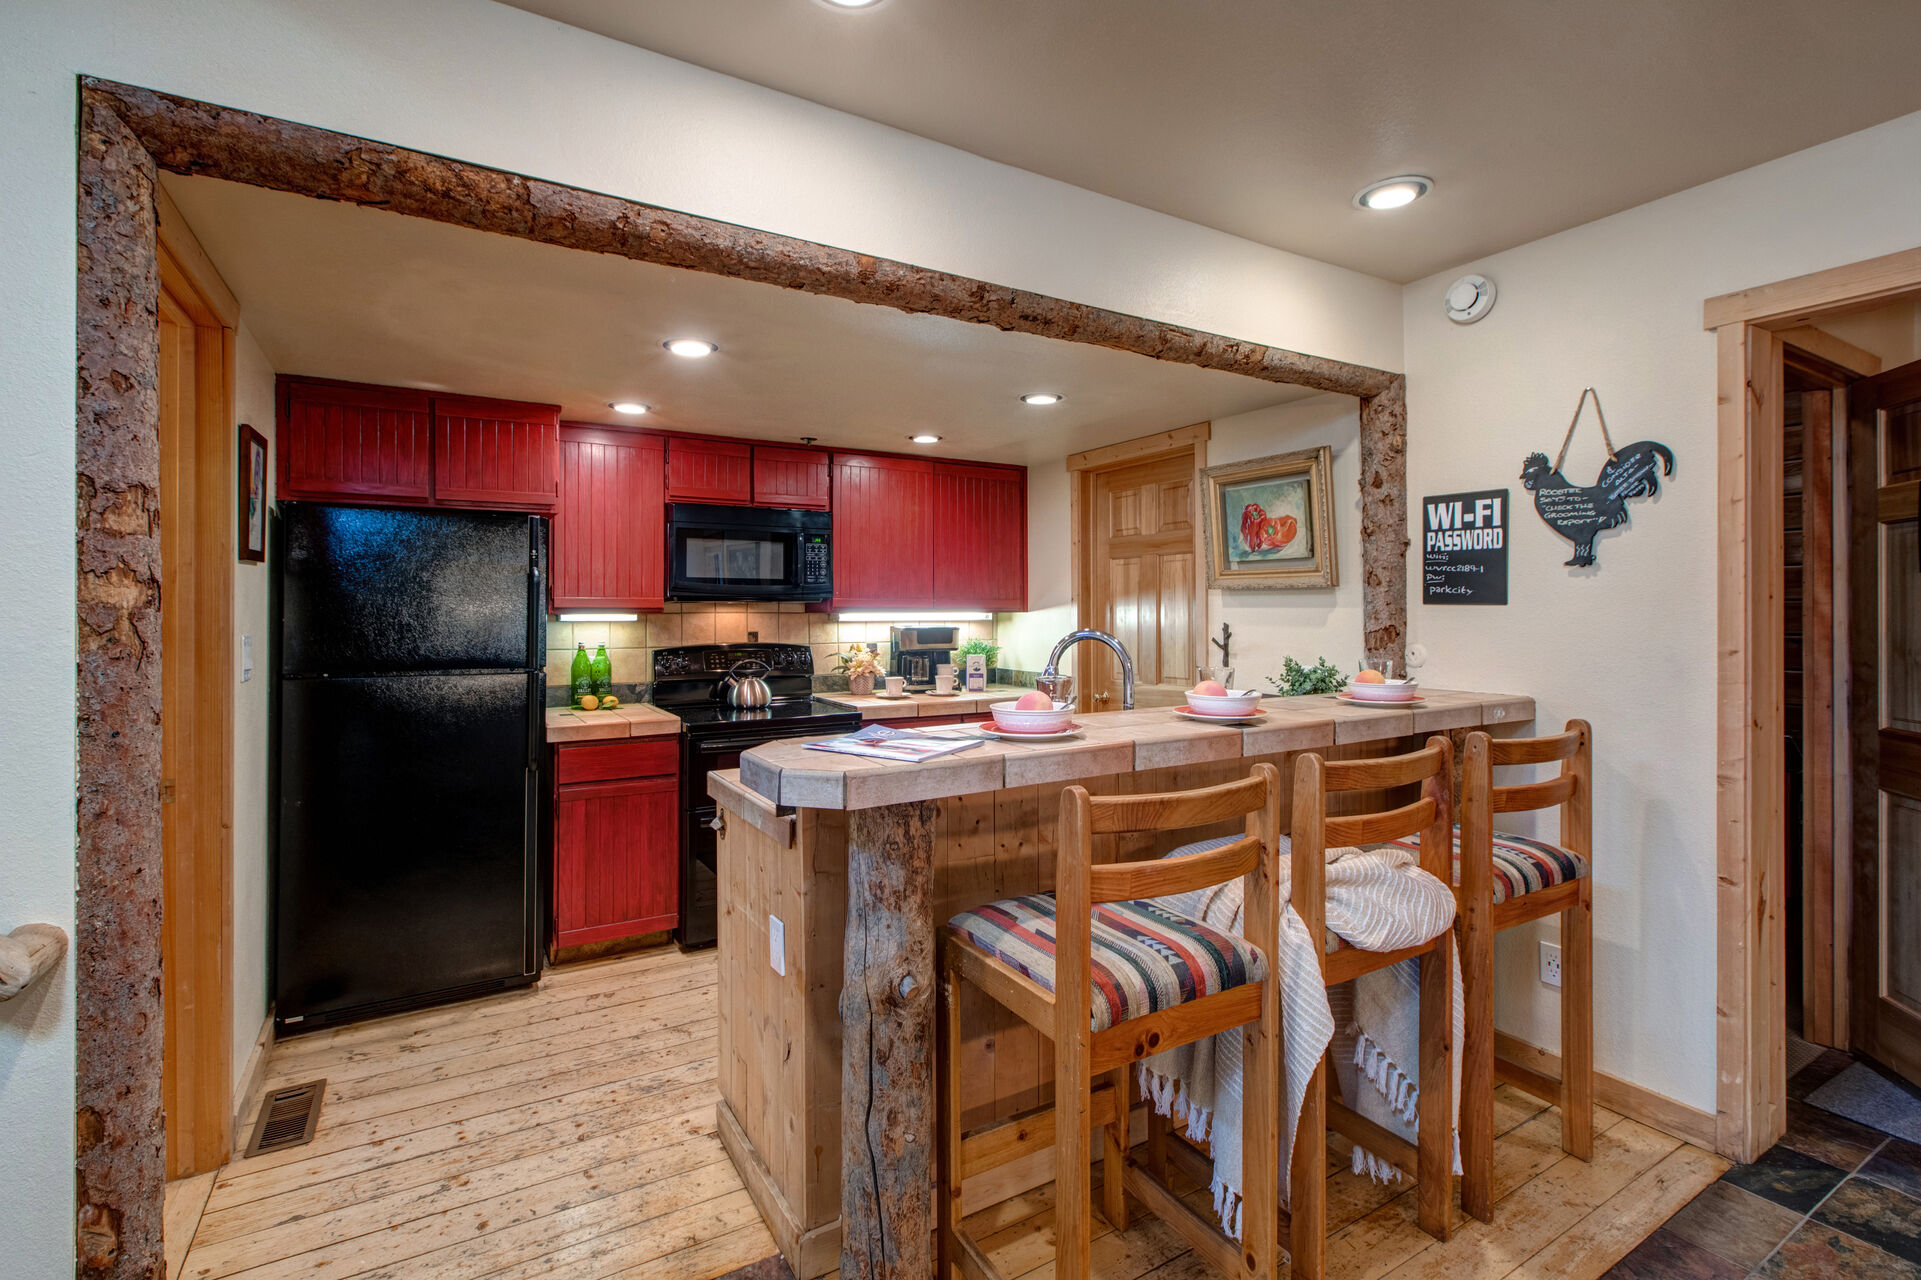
545;703;681;742
818;685;1031;719
733;689;1534;811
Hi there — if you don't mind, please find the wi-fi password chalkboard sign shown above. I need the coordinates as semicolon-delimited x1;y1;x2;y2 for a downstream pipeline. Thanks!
1423;488;1509;605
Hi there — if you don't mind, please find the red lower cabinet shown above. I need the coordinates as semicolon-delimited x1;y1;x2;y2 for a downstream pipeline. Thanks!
552;743;679;950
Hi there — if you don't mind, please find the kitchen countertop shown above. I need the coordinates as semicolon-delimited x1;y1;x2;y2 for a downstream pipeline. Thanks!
817;684;1031;719
732;689;1534;811
545;703;680;743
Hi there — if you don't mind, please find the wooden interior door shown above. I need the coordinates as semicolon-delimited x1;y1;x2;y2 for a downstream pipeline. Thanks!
1081;452;1202;710
1847;357;1921;1083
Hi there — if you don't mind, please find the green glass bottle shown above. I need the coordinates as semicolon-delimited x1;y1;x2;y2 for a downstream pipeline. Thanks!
570;642;593;705
591;644;613;698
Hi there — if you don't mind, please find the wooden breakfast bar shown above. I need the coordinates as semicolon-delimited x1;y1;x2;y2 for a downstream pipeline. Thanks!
707;690;1535;1280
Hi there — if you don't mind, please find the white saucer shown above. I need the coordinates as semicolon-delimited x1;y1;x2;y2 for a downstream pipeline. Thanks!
1335;691;1426;707
921;690;961;697
976;724;1084;741
873;692;914;700
1173;707;1267;724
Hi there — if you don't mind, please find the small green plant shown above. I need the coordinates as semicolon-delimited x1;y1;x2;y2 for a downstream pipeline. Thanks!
1268;656;1347;697
952;637;1001;670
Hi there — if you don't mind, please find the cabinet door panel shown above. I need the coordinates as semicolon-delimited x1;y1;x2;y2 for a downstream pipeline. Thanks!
553;774;679;947
433;394;560;511
552;425;666;611
832;454;933;608
753;445;831;509
278;377;433;504
933;462;1028;611
666;438;753;504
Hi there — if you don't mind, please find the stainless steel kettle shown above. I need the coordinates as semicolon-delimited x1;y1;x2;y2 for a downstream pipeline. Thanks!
724;658;772;708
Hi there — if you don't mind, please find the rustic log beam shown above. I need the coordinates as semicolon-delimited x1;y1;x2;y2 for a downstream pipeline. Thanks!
1360;374;1410;673
79;78;1398;403
76;93;166;1280
841;800;938;1280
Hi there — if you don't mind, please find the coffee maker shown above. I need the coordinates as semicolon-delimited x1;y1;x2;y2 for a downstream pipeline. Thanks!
889;625;958;691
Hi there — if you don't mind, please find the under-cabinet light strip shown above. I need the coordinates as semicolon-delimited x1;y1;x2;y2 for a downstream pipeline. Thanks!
557;612;640;623
835;611;993;623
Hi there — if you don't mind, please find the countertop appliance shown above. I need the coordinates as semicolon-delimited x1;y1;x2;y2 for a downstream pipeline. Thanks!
665;503;831;604
890;624;959;690
273;502;544;1033
649;642;860;948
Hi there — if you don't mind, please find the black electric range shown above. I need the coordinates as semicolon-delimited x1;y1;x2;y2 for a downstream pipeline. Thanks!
649;642;860;948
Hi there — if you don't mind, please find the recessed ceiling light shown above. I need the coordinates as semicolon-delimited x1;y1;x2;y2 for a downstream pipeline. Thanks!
909;433;942;444
1353;176;1432;211
1020;392;1063;406
664;338;718;358
609;402;650;415
815;0;887;8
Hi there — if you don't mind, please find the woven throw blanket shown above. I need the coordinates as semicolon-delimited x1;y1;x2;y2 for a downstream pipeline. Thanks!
1139;837;1462;1239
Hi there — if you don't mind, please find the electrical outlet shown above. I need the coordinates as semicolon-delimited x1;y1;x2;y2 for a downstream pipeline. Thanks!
1540;940;1562;988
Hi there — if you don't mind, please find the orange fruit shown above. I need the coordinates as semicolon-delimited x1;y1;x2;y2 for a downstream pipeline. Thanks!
1354;670;1385;684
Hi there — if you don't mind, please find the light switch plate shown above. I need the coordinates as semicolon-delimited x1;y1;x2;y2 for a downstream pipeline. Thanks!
241;635;253;683
769;914;786;976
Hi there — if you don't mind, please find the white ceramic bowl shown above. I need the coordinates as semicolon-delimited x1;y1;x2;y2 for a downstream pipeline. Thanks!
988;699;1075;733
1184;689;1264;717
1345;678;1420;702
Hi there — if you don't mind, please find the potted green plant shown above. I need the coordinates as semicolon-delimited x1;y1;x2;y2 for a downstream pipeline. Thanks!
951;637;1000;678
1267;656;1347;696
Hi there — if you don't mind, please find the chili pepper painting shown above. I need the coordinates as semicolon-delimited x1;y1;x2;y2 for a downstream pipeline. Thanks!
1223;476;1313;563
1201;445;1337;590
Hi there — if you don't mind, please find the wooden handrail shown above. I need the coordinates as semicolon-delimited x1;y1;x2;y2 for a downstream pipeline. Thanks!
0;924;68;1000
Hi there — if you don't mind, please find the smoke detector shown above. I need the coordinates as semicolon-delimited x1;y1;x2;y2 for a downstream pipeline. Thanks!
1444;274;1496;324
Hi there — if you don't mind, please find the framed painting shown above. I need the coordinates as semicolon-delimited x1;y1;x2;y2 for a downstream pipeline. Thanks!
1200;445;1337;589
238;422;268;562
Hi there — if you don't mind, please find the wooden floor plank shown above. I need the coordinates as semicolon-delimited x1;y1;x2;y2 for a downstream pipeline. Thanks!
1504;1143;1728;1280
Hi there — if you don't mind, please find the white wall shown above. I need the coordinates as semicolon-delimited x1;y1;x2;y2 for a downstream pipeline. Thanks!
1402;107;1921;1113
0;3;1401;1269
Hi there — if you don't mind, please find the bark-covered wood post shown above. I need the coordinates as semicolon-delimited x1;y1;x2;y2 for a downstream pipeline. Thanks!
1360;374;1410;674
75;94;165;1280
841;800;939;1280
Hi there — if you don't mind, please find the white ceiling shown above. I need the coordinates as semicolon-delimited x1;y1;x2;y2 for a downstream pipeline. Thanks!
502;0;1921;283
162;175;1309;466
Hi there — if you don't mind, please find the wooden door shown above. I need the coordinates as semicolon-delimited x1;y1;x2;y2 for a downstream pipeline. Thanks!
932;462;1028;611
278;376;433;504
1847;358;1921;1082
832;453;933;608
666;438;753;504
1081;452;1201;710
752;445;831;509
431;393;560;511
553;775;680;948
551;425;666;611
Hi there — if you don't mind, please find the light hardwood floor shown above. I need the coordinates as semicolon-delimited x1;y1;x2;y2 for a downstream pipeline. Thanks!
166;946;1723;1280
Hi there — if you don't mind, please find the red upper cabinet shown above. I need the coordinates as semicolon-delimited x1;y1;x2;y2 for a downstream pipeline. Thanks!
432;394;560;511
933;462;1028;611
666;438;752;505
832;453;933;608
551;425;666;612
278;377;434;504
752;445;831;509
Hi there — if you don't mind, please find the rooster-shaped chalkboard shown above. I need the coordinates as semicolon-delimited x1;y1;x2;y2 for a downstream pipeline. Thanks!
1520;439;1674;566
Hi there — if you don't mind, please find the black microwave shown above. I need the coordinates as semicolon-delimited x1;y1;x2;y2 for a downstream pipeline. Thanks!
665;503;832;603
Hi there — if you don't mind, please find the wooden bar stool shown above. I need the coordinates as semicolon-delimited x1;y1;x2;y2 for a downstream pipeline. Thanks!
1289;738;1457;1279
1448;720;1594;1222
937;766;1283;1280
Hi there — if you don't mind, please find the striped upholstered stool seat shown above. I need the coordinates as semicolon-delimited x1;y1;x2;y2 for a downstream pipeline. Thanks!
946;894;1268;1033
1387;828;1590;904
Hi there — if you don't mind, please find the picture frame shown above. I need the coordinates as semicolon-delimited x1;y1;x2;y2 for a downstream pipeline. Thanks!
238;422;268;563
1200;444;1337;589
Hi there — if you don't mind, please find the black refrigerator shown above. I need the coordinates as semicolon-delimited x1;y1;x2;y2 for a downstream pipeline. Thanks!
273;502;545;1033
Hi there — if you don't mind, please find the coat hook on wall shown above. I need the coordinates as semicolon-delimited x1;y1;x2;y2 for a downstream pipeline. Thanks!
1211;622;1231;668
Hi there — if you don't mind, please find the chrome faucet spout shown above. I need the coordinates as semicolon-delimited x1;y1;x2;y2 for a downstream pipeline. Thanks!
1040;629;1136;710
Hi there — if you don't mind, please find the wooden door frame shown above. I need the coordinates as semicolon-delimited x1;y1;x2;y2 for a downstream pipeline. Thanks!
1705;246;1921;1162
74;80;1407;1276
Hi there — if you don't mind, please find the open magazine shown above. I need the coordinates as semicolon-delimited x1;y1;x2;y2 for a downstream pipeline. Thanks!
803;722;987;764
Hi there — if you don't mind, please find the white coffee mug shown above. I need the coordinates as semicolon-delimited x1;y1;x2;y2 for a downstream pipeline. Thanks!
934;674;955;694
884;675;906;696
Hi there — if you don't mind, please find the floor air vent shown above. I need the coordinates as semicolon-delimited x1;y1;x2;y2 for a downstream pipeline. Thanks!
242;1079;326;1157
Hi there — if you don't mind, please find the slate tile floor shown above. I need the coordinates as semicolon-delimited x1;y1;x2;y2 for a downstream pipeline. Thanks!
1609;1048;1921;1277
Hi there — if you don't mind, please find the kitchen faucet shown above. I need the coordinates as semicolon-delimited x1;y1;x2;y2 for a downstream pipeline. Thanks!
1041;629;1136;710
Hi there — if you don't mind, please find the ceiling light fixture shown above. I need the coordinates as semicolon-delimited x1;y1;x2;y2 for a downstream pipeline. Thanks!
609;401;650;415
815;0;887;9
1020;392;1063;406
909;433;942;444
1353;175;1432;211
664;338;718;358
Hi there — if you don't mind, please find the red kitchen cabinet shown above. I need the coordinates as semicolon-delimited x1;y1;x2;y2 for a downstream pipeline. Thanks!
752;445;831;509
932;462;1028;611
666;438;753;504
551;425;666;611
277;377;434;504
832;453;933;608
552;742;679;950
432;394;560;511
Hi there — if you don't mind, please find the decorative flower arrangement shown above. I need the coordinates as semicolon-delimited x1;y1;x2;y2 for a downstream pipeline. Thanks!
835;643;884;694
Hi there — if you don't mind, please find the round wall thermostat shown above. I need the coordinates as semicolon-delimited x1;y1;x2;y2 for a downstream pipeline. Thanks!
1444;274;1496;324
